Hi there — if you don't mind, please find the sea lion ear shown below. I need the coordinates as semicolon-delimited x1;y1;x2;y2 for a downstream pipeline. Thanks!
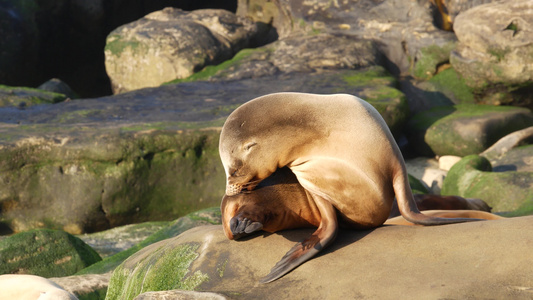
244;142;257;151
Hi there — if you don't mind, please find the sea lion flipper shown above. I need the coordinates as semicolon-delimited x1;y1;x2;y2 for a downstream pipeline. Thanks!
260;193;338;283
260;233;322;283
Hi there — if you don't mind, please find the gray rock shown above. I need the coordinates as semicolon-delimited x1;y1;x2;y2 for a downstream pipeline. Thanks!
38;78;78;99
481;126;533;163
107;220;533;299
407;104;533;157
105;8;270;93
450;0;533;107
51;273;110;300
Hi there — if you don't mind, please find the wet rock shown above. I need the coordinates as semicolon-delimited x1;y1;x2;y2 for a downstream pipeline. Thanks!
105;8;270;93
442;155;533;216
0;229;101;278
107;220;533;299
450;0;533;108
407;104;533;157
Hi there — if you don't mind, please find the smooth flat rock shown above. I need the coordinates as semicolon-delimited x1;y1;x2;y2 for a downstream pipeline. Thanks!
108;217;533;300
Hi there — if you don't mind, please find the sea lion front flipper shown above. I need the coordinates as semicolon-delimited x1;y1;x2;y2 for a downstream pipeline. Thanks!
260;194;338;283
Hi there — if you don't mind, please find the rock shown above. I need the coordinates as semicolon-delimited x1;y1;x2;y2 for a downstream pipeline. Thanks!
442;155;533;216
0;84;68;108
438;155;462;171
407;104;533;157
0;69;409;234
400;67;476;114
76;207;221;275
0;274;78;300
489;145;533;173
237;0;456;79
0;0;236;98
107;220;533;299
135;290;227;300
173;33;383;83
405;158;446;194
480;126;533;162
105;8;270;93
38;78;78;99
77;221;170;258
0;229;101;278
450;0;533;108
50;273;110;300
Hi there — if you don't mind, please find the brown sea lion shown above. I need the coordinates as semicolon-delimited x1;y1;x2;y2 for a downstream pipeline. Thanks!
385;210;504;226
388;194;492;218
219;92;484;283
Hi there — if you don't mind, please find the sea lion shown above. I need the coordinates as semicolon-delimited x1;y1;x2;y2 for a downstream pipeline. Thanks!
388;194;492;218
385;210;504;226
219;92;484;283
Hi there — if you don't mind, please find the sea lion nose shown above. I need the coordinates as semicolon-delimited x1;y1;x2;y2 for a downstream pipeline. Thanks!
230;216;263;239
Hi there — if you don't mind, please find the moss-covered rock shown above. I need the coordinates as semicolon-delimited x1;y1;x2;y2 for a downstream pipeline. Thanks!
77;207;221;275
0;229;101;277
0;84;68;108
441;155;533;216
407;104;533;156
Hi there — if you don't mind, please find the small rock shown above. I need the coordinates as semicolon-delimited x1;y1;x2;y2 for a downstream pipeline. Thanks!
37;78;77;99
0;274;78;300
438;155;462;171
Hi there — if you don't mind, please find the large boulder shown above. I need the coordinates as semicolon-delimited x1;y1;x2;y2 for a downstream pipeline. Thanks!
450;0;533;107
107;220;533;299
441;155;533;216
407;104;533;157
237;0;457;79
105;8;271;93
0;229;101;278
0;69;409;234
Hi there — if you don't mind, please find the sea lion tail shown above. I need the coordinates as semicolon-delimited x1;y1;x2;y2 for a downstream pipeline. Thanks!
393;170;485;225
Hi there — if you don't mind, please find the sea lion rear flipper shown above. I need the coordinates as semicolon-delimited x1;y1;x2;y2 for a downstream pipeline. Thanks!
260;194;338;283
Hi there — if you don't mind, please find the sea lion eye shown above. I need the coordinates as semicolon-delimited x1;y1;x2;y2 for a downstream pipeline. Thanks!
244;142;257;151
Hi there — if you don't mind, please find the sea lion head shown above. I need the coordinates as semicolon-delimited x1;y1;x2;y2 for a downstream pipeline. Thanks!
221;193;267;240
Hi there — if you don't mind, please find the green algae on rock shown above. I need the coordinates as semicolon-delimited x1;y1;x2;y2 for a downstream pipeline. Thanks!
0;229;101;277
0;84;68;108
441;155;533;215
76;207;221;276
407;104;533;156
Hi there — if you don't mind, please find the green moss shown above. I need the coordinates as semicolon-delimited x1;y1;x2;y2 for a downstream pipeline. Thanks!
165;48;270;84
412;42;456;80
429;68;475;104
487;47;510;62
0;229;101;277
105;244;208;300
104;35;146;57
442;155;533;213
77;207;221;275
342;66;396;87
0;84;68;107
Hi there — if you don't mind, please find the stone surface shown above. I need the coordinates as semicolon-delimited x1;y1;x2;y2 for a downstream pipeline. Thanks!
134;290;227;300
407;104;533;157
51;273;110;300
0;84;68;108
442;155;533;216
107;220;533;300
405;157;446;194
105;8;270;93
0;274;78;300
481;126;533;163
0;229;101;278
76;207;221;275
438;155;462;171
0;69;409;234
450;0;533;107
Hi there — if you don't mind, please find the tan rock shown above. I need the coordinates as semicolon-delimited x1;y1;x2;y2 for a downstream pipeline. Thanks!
108;217;533;299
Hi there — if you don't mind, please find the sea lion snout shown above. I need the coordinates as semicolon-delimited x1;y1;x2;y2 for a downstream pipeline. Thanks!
230;216;263;239
226;184;243;196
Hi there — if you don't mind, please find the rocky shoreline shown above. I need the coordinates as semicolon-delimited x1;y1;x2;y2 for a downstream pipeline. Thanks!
0;0;532;299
